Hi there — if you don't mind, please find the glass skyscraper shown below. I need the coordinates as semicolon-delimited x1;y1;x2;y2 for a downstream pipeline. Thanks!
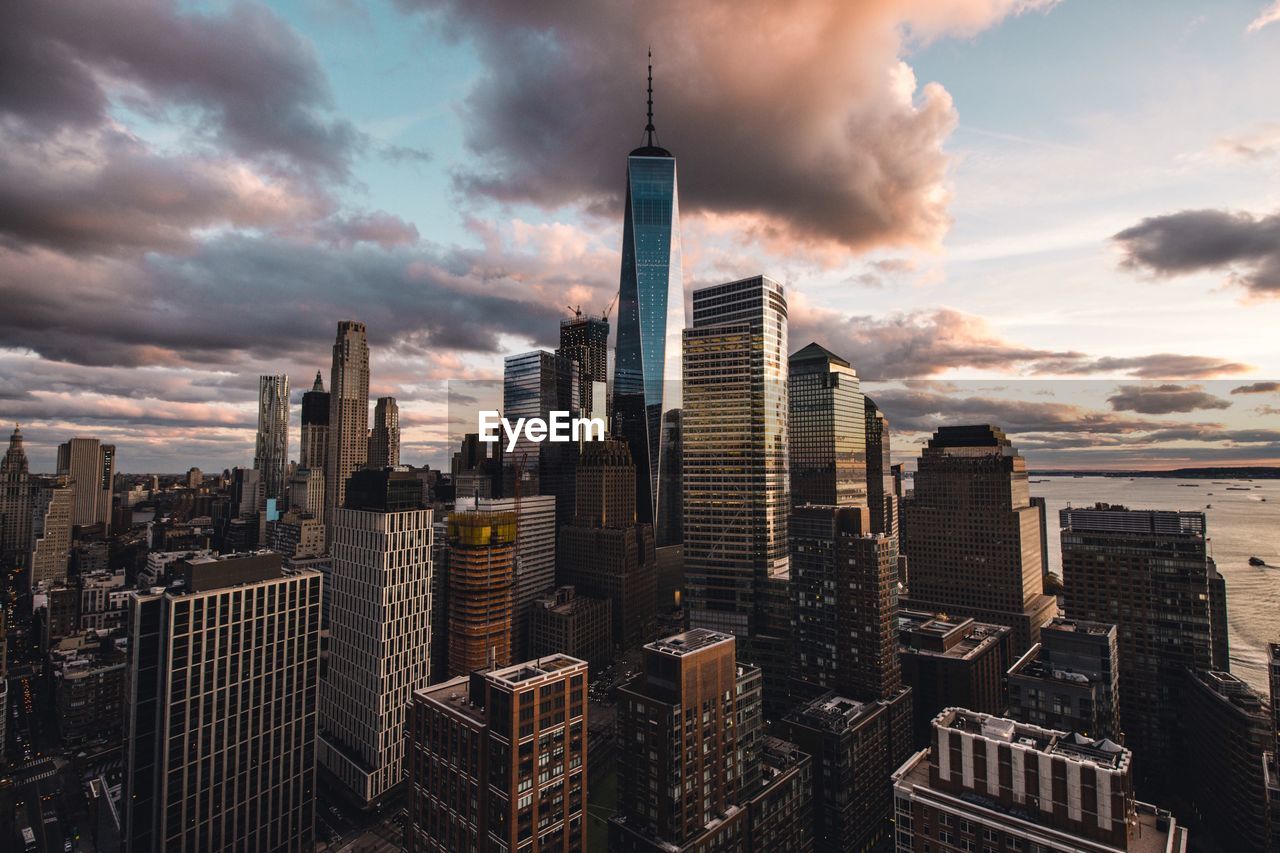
613;60;684;546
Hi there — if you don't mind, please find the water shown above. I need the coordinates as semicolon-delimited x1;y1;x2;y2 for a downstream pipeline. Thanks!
1028;475;1280;694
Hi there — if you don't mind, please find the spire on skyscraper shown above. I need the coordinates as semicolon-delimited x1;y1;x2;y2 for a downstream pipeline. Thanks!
312;371;324;393
644;47;656;147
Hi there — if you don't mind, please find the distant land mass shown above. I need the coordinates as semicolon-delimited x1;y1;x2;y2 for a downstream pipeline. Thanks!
1027;467;1280;479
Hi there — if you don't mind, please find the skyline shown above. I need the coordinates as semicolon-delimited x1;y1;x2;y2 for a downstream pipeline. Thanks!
5;0;1280;472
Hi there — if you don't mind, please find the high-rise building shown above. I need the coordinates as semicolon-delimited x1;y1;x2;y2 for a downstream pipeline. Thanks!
368;396;400;468
791;505;900;701
1007;617;1121;741
123;552;321;853
557;438;656;649
788;344;866;508
610;630;813;852
185;466;202;490
254;374;290;503
898;609;1012;746
300;371;330;470
1183;669;1273;852
1060;504;1228;788
503;350;579;529
29;475;74;589
528;586;613;667
900;425;1057;652
407;655;589;852
56;437;115;532
318;468;433;807
288;467;325;516
324;321;370;516
892;708;1189;853
1267;644;1280;853
0;424;31;569
557;311;609;419
612;59;684;547
446;510;516;676
683;275;790;710
863;398;896;538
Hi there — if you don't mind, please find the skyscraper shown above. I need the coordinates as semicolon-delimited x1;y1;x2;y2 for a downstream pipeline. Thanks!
446;510;516;676
613;58;684;546
300;371;330;471
29;475;74;589
900;425;1057;652
0;424;31;569
124;552;321;853
863;398;895;538
503;350;579;529
318;468;433;807
1006;617;1121;741
56;436;115;532
324;321;370;516
407;655;590;852
557;311;609;419
368;396;400;468
788;344;866;508
470;493;556;660
1060;504;1229;791
683;275;790;710
254;374;290;504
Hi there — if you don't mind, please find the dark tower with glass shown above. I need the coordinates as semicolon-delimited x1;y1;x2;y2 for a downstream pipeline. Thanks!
613;53;684;546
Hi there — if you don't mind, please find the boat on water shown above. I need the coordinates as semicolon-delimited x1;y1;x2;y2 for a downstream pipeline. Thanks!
1249;556;1268;567
1178;484;1199;487
1227;487;1251;491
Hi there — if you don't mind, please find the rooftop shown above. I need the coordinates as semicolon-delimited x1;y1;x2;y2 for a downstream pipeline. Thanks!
938;708;1128;770
646;628;735;657
900;609;1009;658
789;693;881;732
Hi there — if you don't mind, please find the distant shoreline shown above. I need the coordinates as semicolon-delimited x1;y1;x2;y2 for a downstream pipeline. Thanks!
1026;467;1280;479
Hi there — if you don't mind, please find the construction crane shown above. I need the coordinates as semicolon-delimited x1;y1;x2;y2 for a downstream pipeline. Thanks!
601;292;618;321
566;304;583;320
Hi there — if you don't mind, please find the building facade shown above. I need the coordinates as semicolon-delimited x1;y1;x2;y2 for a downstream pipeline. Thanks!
324;321;370;516
469;494;556;661
254;374;290;503
557;312;609;419
0;424;31;569
447;510;517;676
528;586;613;667
57;436;115;532
29;475;74;589
368;396;400;468
502;350;579;529
788;344;866;508
1007;618;1121;741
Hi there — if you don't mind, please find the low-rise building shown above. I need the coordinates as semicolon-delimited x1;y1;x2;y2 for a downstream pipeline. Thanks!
528;586;612;667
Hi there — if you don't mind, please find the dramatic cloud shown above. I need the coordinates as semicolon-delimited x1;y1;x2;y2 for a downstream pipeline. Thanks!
1106;384;1231;415
1036;353;1253;379
1113;208;1280;296
1232;382;1280;394
1247;1;1280;33
400;0;1057;250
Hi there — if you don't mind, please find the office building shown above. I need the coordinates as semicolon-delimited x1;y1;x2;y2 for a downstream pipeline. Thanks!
324;320;370;516
528;586;613;667
610;629;813;852
124;551;321;852
0;424;31;569
900;425;1057;652
52;631;127;748
467;494;556;660
300;371;330;470
1267;644;1280;853
683;275;790;710
29;475;74;589
557;438;657;649
503;350;579;529
613;61;684;547
368;396;400;468
447;510;516;676
57;436;115;532
319;468;433;807
267;510;326;560
288;467;325;516
186;466;203;490
1007;618;1121;741
788;344;866;508
863;398;896;538
892;708;1189;853
254;374;290;503
407;655;589;852
898;609;1011;746
1060;504;1228;788
1183;669;1273;853
557;310;609;419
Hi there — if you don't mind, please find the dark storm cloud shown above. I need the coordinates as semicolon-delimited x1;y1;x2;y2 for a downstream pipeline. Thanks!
867;389;1173;435
1112;208;1280;296
393;0;1059;250
1231;382;1280;394
1033;353;1253;379
0;0;361;180
1105;384;1231;415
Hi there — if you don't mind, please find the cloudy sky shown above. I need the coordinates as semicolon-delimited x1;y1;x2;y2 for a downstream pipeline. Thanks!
4;0;1280;473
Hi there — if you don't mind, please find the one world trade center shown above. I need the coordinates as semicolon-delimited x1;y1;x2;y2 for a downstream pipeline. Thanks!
613;55;684;546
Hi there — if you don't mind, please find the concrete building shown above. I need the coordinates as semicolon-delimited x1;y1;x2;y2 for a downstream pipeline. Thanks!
124;552;321;852
79;569;129;632
52;631;127;747
300;371;329;471
447;510;516;676
406;655;589;851
898;609;1012;746
528;586;613;667
892;708;1188;853
0;424;32;569
468;494;556;660
57;437;115;532
288;467;325;516
1007;618;1121;741
900;425;1057;652
1060;504;1229;789
319;468;433;808
324;321;370;517
254;374;290;503
367;396;400;468
29;475;74;589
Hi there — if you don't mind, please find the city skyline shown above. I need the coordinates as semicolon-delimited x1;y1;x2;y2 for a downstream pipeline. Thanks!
6;1;1280;474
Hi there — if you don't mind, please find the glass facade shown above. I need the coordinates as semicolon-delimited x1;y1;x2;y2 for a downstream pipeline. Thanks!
613;150;684;546
788;343;866;507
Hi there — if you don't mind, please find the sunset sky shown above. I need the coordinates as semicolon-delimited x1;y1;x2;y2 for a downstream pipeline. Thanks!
4;0;1280;472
